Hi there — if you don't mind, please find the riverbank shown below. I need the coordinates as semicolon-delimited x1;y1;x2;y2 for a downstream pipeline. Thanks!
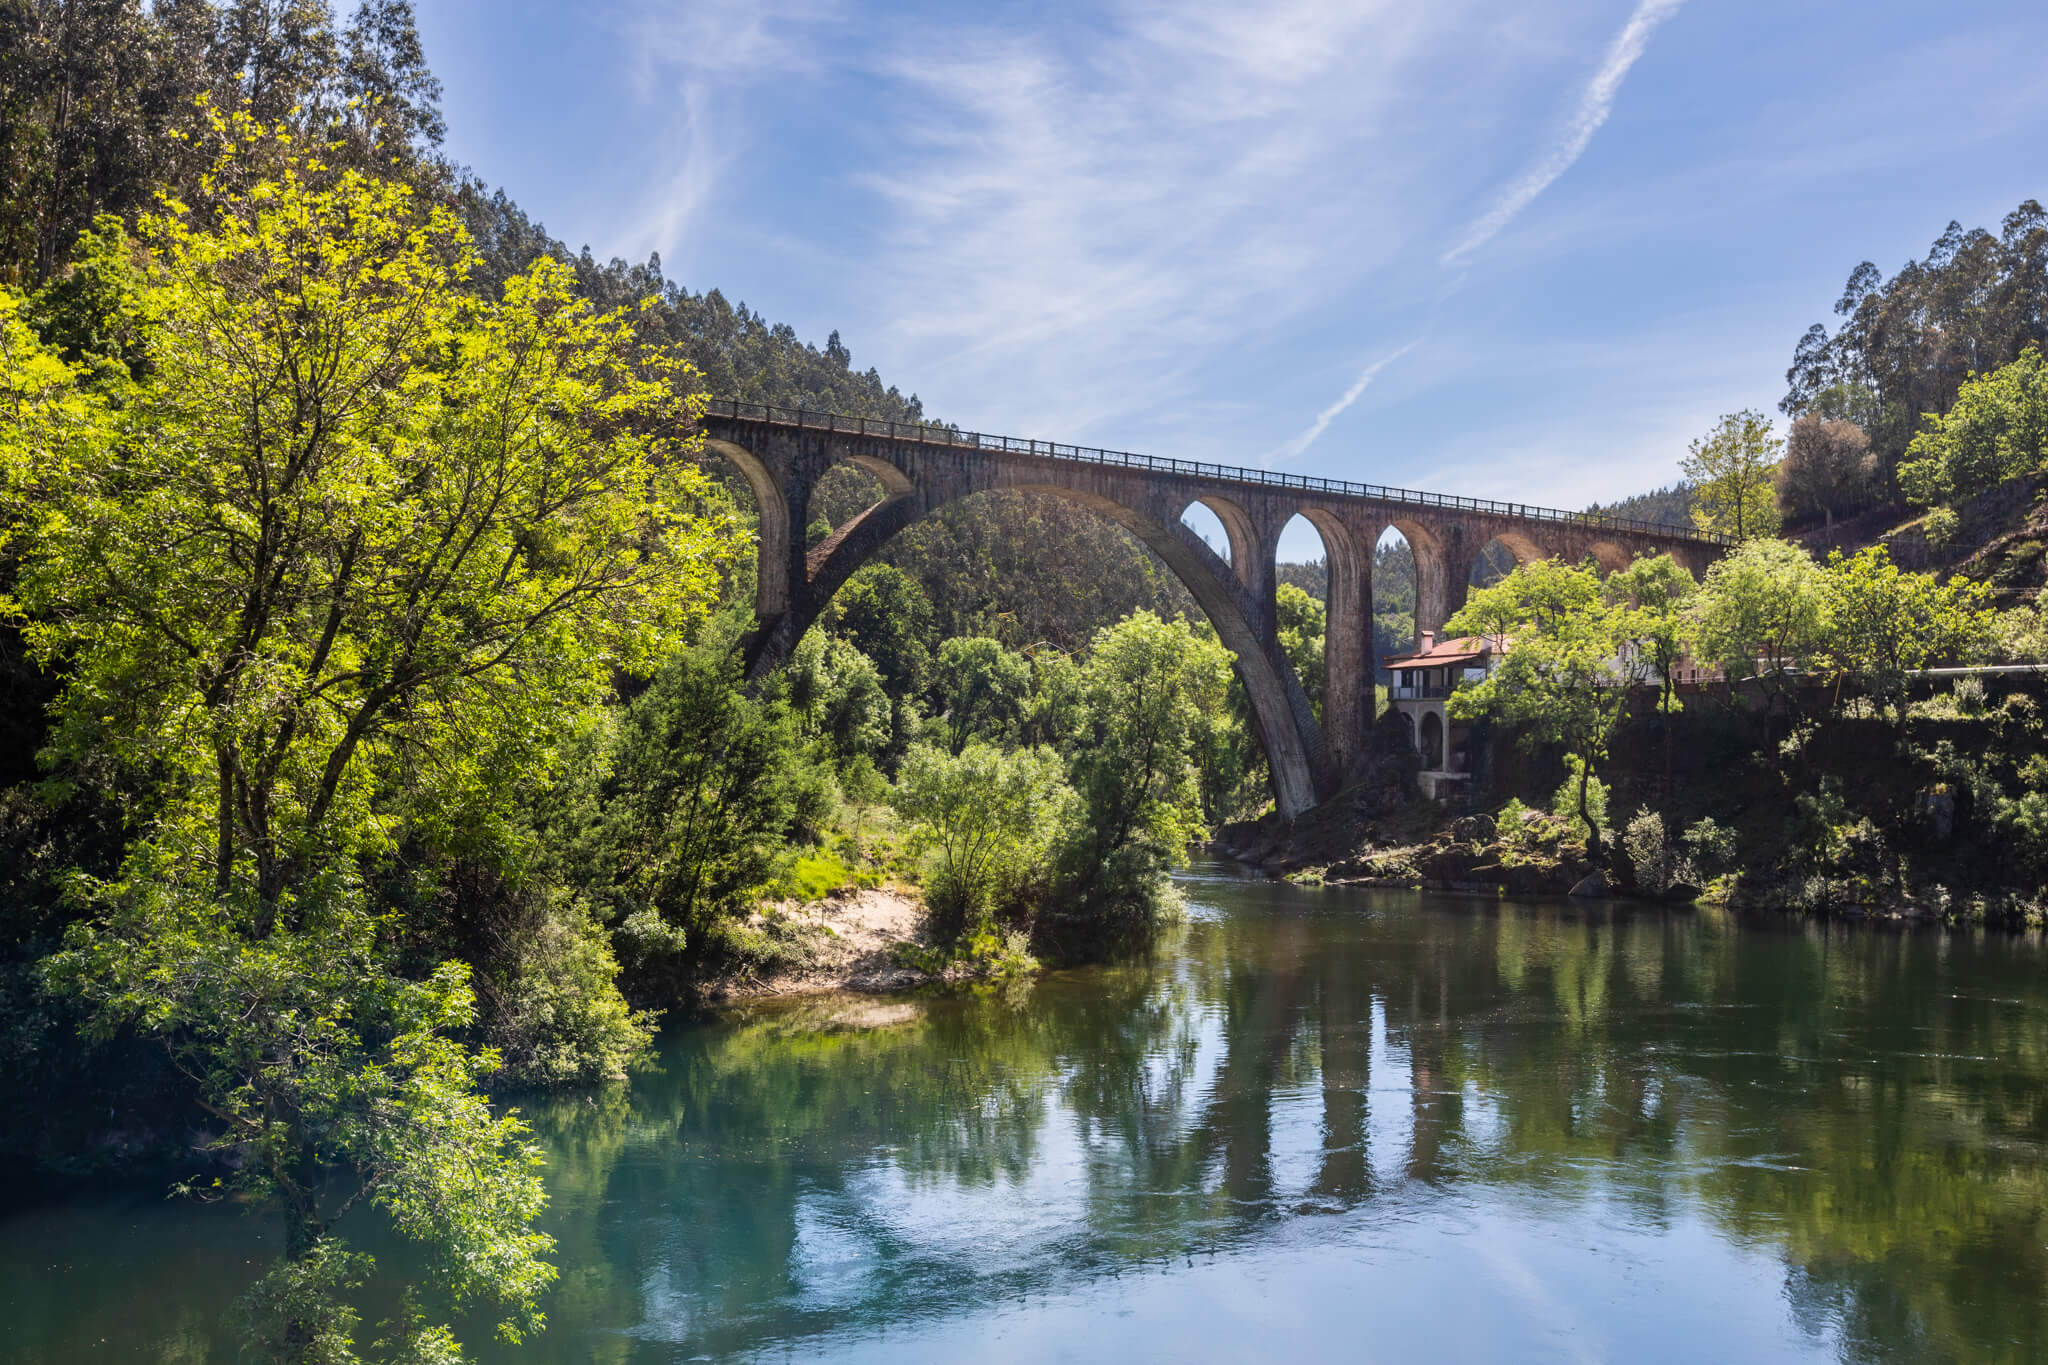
705;886;983;1001
1216;695;2048;926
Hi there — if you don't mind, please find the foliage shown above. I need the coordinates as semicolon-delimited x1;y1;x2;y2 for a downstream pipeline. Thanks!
822;563;935;700
893;742;1071;942
1606;552;1696;721
51;878;556;1360
1682;817;1738;877
1583;481;1696;529
1275;582;1326;718
480;908;651;1090
1047;613;1228;954
0;0;450;284
1817;546;1993;728
1785;201;2048;493
1445;560;1640;862
1777;414;1877;529
1899;346;2048;507
1991;599;2048;662
786;629;892;768
1690;538;1828;713
1549;756;1609;850
930;635;1032;755
594;648;811;983
1681;409;1784;541
877;490;1195;653
1623;808;1670;894
4;130;743;1356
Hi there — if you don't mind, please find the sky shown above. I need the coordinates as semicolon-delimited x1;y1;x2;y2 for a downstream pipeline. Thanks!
415;0;2048;559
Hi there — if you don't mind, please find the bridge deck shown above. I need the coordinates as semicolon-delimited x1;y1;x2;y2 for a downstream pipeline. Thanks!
703;398;1726;546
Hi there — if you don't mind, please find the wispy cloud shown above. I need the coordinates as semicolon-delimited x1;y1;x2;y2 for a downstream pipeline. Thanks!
611;0;841;267
844;0;1466;440
1260;342;1419;468
1441;0;1684;268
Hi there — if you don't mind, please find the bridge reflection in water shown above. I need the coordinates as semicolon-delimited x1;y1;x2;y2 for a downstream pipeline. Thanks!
701;402;1725;817
508;875;2048;1363
8;874;2047;1361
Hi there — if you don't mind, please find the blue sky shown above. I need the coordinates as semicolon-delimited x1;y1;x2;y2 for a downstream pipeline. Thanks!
417;0;2048;558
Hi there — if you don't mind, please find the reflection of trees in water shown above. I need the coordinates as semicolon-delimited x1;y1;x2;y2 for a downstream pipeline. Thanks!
515;898;2048;1363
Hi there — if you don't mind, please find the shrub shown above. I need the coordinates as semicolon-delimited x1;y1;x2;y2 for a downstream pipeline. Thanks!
485;904;654;1088
1924;506;1961;546
1682;817;1738;877
892;742;1071;943
1624;809;1671;894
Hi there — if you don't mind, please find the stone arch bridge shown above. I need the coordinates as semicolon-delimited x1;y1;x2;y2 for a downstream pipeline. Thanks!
701;400;1726;820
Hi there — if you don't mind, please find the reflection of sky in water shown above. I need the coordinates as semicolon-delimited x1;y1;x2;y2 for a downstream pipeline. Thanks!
7;873;2048;1364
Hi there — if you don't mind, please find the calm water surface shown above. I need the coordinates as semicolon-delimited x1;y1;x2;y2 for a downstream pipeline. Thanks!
8;865;2048;1362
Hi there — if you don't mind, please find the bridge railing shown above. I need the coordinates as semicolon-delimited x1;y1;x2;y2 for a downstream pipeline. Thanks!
701;398;1729;546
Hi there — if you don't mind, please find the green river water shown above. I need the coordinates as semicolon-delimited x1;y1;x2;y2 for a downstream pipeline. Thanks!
6;864;2048;1362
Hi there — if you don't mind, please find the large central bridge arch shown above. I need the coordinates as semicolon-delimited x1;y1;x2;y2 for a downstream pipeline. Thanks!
699;403;1726;819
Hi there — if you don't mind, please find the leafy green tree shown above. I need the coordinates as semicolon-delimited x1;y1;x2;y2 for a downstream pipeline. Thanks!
1899;345;2048;507
595;648;809;981
1605;552;1696;793
1445;560;1643;865
1047;613;1231;952
1275;581;1326;718
822;562;935;699
1818;546;1993;730
1682;410;1784;541
9;126;741;1359
892;742;1070;941
932;635;1031;754
1689;537;1828;719
1018;648;1085;750
784;629;891;768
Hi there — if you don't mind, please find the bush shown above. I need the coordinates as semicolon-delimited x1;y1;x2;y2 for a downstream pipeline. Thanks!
484;904;653;1088
1924;505;1961;546
1682;817;1738;877
1624;809;1671;894
892;742;1071;943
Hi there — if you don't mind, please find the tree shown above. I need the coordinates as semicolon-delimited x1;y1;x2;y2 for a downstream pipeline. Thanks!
1445;560;1642;865
1275;581;1326;718
1898;346;2048;508
1689;537;1827;721
892;741;1069;941
821;562;935;700
1784;201;2048;494
1045;613;1231;953
11;122;743;1358
1682;409;1784;541
1818;547;1993;731
1605;552;1696;795
596;648;807;977
932;635;1030;754
785;629;891;766
1777;414;1876;533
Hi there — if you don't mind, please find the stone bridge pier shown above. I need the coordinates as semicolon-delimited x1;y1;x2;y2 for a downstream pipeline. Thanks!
701;403;1723;820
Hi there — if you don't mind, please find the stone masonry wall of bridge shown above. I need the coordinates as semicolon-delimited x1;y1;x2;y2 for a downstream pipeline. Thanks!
700;403;1725;820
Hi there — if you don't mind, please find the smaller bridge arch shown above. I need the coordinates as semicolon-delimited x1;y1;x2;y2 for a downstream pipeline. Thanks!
1586;540;1632;574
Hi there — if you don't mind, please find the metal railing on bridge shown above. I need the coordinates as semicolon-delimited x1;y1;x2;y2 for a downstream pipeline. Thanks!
702;398;1730;546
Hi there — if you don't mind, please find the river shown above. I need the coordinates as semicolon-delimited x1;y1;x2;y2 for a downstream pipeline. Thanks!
7;865;2048;1362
